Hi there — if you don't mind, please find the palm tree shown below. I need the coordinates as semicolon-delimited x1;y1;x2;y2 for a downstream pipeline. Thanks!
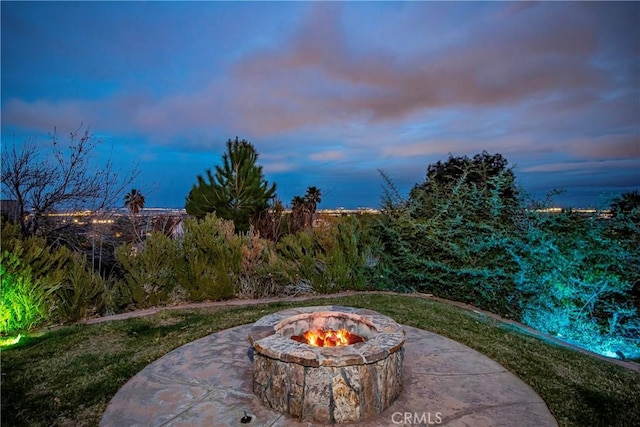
291;195;305;210
290;195;307;232
124;189;145;215
304;186;322;215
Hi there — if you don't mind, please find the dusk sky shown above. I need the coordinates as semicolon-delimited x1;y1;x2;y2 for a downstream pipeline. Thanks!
2;1;639;209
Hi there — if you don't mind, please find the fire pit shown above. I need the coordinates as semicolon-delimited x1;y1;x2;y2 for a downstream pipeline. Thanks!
247;306;405;424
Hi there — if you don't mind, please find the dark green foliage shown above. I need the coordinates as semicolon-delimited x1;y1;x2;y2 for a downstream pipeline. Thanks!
608;189;640;253
115;233;183;307
185;137;276;233
180;215;240;301
610;189;640;219
377;157;522;316
116;215;240;305
412;151;519;216
276;216;379;293
376;153;639;358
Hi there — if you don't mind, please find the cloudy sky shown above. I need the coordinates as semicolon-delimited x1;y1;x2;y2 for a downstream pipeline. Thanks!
2;1;638;209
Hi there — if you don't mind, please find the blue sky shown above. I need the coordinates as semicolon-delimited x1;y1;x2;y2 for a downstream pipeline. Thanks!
2;1;639;209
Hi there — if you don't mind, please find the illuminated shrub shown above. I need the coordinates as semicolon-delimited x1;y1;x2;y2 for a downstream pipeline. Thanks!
0;255;48;334
1;223;109;328
376;154;639;359
512;209;639;359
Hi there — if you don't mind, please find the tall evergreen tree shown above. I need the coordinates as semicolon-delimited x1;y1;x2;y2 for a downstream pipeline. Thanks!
185;137;276;233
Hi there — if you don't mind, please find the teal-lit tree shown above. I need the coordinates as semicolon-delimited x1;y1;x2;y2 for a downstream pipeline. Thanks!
185;137;276;233
376;154;521;313
410;151;519;220
376;153;640;359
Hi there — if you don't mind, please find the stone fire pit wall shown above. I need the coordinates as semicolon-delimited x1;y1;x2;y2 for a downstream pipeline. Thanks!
247;306;405;424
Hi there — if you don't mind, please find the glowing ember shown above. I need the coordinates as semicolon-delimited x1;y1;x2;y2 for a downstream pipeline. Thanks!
291;328;364;347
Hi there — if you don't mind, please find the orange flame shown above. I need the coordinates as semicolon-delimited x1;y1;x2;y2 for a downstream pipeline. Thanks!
292;328;364;347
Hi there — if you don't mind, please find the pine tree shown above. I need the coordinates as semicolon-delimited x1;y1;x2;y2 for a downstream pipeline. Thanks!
185;137;276;233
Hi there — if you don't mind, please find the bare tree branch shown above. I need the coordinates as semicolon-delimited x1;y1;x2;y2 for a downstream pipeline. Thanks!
1;126;139;238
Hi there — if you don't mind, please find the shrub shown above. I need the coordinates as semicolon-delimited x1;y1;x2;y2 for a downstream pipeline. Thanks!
276;216;379;293
115;232;183;307
376;154;639;359
0;254;50;334
54;254;109;321
236;228;280;298
180;215;240;301
1;222;107;330
116;214;241;305
376;169;522;315
511;209;640;358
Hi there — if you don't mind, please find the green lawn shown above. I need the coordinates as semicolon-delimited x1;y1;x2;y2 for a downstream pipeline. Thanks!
2;293;639;426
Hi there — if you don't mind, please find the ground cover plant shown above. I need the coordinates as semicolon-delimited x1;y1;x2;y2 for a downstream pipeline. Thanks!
2;294;639;427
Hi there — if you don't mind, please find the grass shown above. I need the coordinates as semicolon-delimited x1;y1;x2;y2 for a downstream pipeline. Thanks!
2;293;639;426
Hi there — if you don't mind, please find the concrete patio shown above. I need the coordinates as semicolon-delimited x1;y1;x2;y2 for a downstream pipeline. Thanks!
101;309;558;427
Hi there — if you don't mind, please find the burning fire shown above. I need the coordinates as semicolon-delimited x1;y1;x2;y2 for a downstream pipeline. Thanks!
291;328;364;347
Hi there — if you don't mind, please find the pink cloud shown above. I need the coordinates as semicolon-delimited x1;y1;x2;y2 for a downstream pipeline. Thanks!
263;161;298;173
229;1;604;129
567;135;640;160
522;158;638;173
2;98;102;133
309;150;346;162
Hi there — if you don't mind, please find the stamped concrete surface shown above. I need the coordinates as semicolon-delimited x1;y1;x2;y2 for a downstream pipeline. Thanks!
101;323;558;427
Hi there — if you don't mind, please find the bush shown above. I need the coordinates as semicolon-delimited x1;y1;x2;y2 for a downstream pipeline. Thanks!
276;215;380;293
236;228;280;298
180;215;240;301
0;254;50;334
116;214;241;305
376;155;639;359
511;209;640;358
54;254;110;320
1;222;107;330
115;232;183;307
376;169;522;315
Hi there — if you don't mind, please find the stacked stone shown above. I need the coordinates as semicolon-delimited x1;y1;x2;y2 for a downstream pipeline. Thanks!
248;306;405;424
